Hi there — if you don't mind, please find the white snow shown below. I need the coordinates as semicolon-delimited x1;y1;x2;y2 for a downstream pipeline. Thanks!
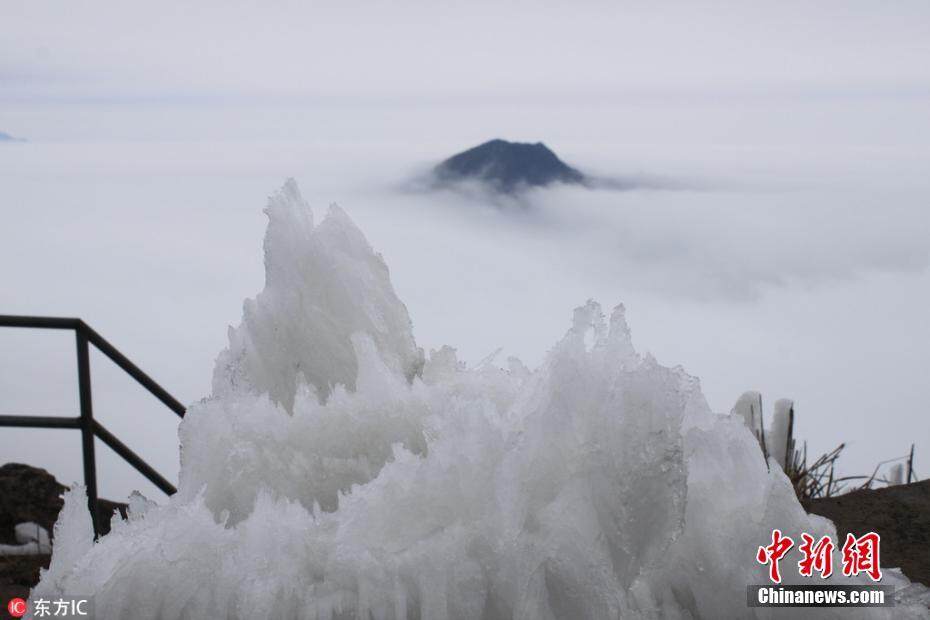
31;181;929;619
0;522;51;556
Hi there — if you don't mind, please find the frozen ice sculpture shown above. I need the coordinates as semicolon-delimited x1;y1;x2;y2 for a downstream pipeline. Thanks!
31;181;928;619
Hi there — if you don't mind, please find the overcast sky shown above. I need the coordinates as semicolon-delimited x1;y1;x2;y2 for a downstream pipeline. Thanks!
4;1;930;113
2;1;929;500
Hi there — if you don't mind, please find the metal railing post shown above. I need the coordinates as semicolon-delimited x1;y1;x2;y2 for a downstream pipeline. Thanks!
75;328;101;539
1;314;184;537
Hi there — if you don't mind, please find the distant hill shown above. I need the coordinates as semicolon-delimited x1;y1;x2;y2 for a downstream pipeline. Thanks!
433;139;585;193
0;132;25;142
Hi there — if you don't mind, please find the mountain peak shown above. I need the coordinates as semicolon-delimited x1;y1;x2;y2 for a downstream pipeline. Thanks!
433;139;585;193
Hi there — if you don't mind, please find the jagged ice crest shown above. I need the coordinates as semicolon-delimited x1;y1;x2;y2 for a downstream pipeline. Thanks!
31;180;928;619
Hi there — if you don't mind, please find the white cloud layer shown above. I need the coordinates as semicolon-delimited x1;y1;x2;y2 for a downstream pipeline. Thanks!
0;0;928;504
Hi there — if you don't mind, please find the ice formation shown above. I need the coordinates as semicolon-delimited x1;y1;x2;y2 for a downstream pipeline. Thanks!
767;399;795;471
32;181;928;619
891;464;905;486
731;393;796;472
212;178;424;412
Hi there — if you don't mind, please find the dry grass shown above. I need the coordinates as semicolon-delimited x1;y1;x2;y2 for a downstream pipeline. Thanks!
786;441;918;501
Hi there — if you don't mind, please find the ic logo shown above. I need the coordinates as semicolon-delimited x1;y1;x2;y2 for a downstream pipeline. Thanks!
7;597;27;618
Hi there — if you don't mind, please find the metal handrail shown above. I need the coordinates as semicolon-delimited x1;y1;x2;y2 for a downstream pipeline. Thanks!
0;315;185;537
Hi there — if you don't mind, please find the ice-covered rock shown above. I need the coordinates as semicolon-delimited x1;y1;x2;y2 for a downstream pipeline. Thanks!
0;522;51;556
32;181;929;619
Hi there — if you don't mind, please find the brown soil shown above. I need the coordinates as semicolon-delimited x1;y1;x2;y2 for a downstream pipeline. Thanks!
805;479;930;587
